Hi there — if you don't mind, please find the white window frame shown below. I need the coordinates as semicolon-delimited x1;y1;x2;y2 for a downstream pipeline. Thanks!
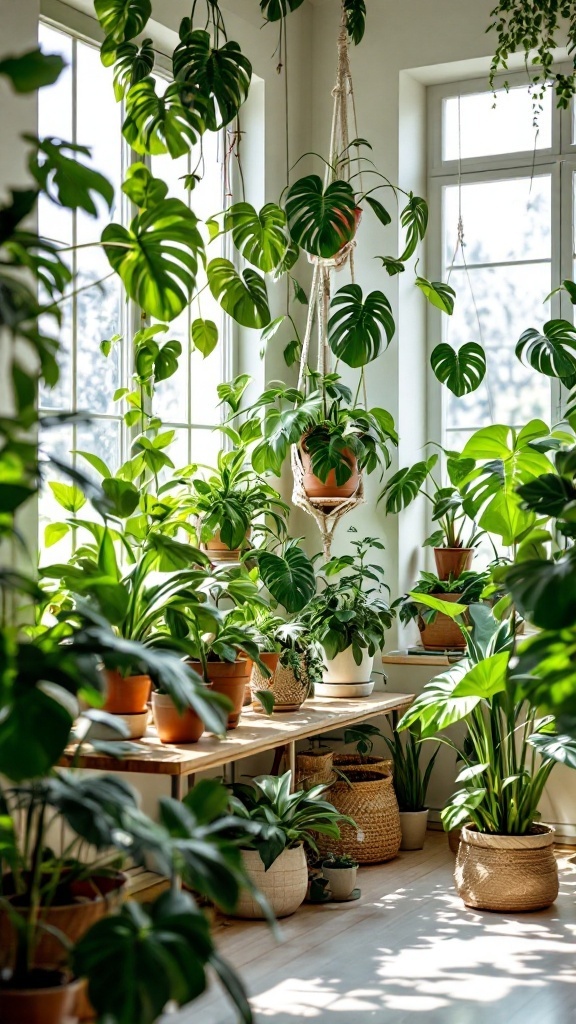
426;67;576;449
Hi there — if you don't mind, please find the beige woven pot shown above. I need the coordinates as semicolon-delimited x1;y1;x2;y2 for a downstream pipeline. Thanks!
231;845;308;919
296;750;334;789
317;766;401;864
332;753;392;774
251;656;310;712
455;824;559;912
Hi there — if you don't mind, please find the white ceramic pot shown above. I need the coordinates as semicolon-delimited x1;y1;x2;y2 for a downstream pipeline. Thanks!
322;646;374;685
399;809;429;851
84;710;150;741
322;863;358;900
315;681;375;698
231;845;308;919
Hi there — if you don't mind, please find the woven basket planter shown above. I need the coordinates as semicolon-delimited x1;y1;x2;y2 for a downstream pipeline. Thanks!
317;766;401;864
230;846;308;919
455;824;559;912
332;753;392;774
296;750;334;789
251;656;310;713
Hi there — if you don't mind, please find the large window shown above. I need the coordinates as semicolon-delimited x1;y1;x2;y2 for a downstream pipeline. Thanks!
428;72;576;452
38;18;227;552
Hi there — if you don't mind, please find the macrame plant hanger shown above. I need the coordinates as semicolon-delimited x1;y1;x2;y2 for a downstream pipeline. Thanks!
290;12;365;560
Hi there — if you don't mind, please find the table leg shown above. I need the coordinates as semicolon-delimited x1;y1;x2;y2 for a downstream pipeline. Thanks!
187;774;195;793
287;741;296;790
171;775;184;800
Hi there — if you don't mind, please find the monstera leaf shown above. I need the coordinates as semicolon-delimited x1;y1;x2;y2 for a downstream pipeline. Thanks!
255;546;316;613
173;28;251;129
285;176;357;258
207;258;270;329
343;0;366;44
260;0;306;20
328;284;395;367
505;550;576;630
431;342;486;397
102;197;203;321
399;194;428;261
95;0;151;43
224;203;289;273
107;39;155;99
123;79;205;158
516;319;576;379
416;277;455;315
379;456;437;513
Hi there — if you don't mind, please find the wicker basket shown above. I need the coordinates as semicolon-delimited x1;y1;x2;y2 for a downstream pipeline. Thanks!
296;750;334;789
317;766;401;864
455;824;559;912
230;846;308;919
332;753;393;774
252;656;310;713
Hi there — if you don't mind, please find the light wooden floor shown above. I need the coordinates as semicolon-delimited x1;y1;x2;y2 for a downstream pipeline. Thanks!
171;834;576;1024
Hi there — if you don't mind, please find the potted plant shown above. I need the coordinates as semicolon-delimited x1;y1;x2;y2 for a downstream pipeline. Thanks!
190;448;289;561
396;569;490;651
227;772;355;918
380;726;440;850
321;852;359;900
339;723;393;772
379;451;482;579
303;532;394;696
399;600;567;911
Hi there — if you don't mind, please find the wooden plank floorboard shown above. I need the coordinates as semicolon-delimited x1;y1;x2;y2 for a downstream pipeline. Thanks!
168;835;576;1024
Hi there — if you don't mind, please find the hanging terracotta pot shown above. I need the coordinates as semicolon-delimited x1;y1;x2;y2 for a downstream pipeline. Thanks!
418;594;467;650
434;547;474;580
188;658;252;730
300;442;359;500
103;671;151;715
151;691;205;744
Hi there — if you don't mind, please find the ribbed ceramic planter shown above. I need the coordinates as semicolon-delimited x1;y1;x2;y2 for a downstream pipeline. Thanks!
455;824;559;912
231;846;308;919
202;529;250;564
399;809;429;851
322;646;374;685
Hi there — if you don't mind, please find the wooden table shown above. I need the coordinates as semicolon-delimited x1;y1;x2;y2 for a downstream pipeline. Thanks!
62;692;413;799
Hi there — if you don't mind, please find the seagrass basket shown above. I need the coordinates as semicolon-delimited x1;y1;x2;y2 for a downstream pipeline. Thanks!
296;749;334;790
332;753;393;774
317;766;401;864
455;824;559;912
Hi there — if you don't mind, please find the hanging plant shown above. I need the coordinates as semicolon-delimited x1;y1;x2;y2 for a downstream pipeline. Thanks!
173;25;252;130
103;39;155;100
94;0;151;44
328;284;395;368
415;277;455;315
343;0;367;45
285;175;358;258
516;319;576;380
207;258;271;329
430;342;487;397
488;1;576;109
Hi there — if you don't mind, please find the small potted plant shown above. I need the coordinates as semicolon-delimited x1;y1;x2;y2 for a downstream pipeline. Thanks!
381;726;440;850
227;772;355;919
396;569;490;651
321;852;359;900
304;532;394;696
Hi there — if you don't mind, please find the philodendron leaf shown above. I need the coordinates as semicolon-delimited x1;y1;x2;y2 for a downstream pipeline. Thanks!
0;49;65;92
378;455;437;513
207;258;270;329
172;29;252;130
528;732;576;769
416;277;455;315
377;256;406;276
224;202;289;273
285;175;357;259
256;546;316;613
452;651;509;699
431;342;486;397
260;0;306;20
191;318;218;358
95;0;151;43
26;137;114;216
343;0;367;45
399;194;428;261
328;284;395;367
516;319;576;379
364;195;391;227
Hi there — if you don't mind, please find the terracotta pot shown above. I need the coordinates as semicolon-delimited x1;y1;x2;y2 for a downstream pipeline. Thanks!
455;824;559;912
202;528;251;563
434;547;474;580
189;659;252;730
418;593;466;650
231;846;308;919
300;444;360;501
0;873;126;971
0;974;82;1024
103;671;150;715
399;809;429;851
151;691;205;744
248;651;279;706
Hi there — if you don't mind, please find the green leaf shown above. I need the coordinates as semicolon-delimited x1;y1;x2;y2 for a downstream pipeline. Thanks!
408;592;468;620
0;483;36;513
224;202;288;273
110;39;155;100
191;318;218;357
516;319;576;379
379;456;437;513
398;660;479;738
260;0;306;20
121;162;168;209
95;0;151;43
0;684;74;782
399;194;428;261
44;522;70;547
256;545;316;613
505;550;576;630
363;195;390;226
27;136;114;216
517;473;576;517
285;175;357;259
49;481;87;513
253;689;275;715
343;0;367;45
102;194;202;321
207;258;270;329
123;79;205;158
416;277;455;315
173;29;252;130
328;284;395;368
430;342;486;397
0;49;65;92
155;339;182;381
452;651;509;699
376;256;406;276
528;732;576;769
101;478;140;518
76;451;112;479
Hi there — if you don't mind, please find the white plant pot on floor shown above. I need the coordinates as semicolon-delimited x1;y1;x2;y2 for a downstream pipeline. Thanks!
399;809;429;851
231;845;308;919
315;647;374;697
322;863;358;900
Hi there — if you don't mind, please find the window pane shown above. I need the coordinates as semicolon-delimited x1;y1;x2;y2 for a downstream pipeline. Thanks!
444;176;551;267
443;85;551;161
76;421;121;478
191;428;222;469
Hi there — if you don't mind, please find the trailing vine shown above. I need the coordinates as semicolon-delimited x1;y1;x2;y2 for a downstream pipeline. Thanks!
488;1;576;107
